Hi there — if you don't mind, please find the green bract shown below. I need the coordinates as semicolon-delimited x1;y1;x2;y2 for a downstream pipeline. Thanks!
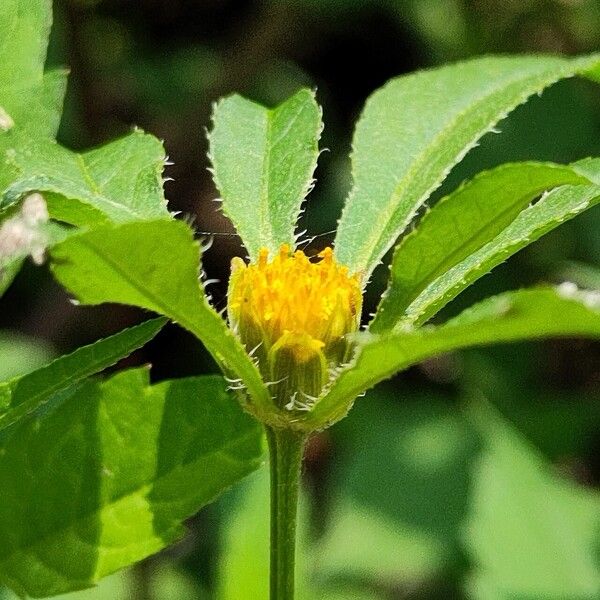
1;0;600;597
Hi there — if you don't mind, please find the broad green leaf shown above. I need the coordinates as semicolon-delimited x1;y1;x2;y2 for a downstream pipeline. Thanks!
0;369;263;597
316;391;478;590
0;0;50;87
2;130;169;225
571;156;600;185
49;219;273;416
334;54;600;279
402;182;600;326
370;162;590;332
463;401;600;599
1;571;131;600
0;566;210;599
0;0;66;138
0;317;166;432
0;69;68;139
308;287;600;428
0;332;53;380
209;89;322;259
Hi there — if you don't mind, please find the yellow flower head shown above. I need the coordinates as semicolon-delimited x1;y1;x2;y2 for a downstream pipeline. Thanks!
228;244;362;407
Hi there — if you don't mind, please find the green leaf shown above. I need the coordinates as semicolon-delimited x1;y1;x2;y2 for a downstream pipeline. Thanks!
0;0;50;87
209;89;322;259
0;70;68;139
0;332;53;380
370;162;590;332
0;1;68;287
0;317;166;432
2;130;169;225
571;156;600;185
316;390;478;590
0;0;67;213
334;54;600;279
0;0;66;137
401;182;600;326
49;219;273;416
1;571;131;600
463;401;600;599
0;369;263;597
308;287;600;428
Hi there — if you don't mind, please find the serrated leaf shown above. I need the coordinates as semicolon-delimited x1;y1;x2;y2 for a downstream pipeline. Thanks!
0;317;166;432
49;219;272;415
463;401;600;599
0;369;263;597
401;182;600;326
370;162;591;332
307;287;600;428
334;54;600;279
209;89;322;259
2;130;169;225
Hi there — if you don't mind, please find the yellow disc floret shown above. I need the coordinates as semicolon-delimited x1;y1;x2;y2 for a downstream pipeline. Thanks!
227;244;362;408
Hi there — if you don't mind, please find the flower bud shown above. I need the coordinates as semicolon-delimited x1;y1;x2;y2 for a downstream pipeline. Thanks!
227;244;362;410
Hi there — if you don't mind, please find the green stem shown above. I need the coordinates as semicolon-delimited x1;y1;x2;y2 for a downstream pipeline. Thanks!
266;426;307;600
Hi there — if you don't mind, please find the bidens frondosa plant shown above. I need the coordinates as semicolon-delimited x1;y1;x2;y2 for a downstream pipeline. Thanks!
228;245;362;411
2;4;600;596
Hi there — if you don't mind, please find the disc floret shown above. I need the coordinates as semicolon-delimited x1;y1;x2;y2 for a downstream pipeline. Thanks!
228;244;362;411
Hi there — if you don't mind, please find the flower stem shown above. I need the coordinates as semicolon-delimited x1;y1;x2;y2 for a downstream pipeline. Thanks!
266;426;307;600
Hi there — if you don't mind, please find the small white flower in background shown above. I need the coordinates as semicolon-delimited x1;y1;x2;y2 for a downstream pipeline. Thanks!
0;193;49;266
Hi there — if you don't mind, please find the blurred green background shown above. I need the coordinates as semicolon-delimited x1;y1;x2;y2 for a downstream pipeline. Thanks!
1;0;600;598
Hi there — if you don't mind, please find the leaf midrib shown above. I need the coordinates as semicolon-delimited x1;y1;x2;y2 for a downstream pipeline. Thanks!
259;108;275;251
